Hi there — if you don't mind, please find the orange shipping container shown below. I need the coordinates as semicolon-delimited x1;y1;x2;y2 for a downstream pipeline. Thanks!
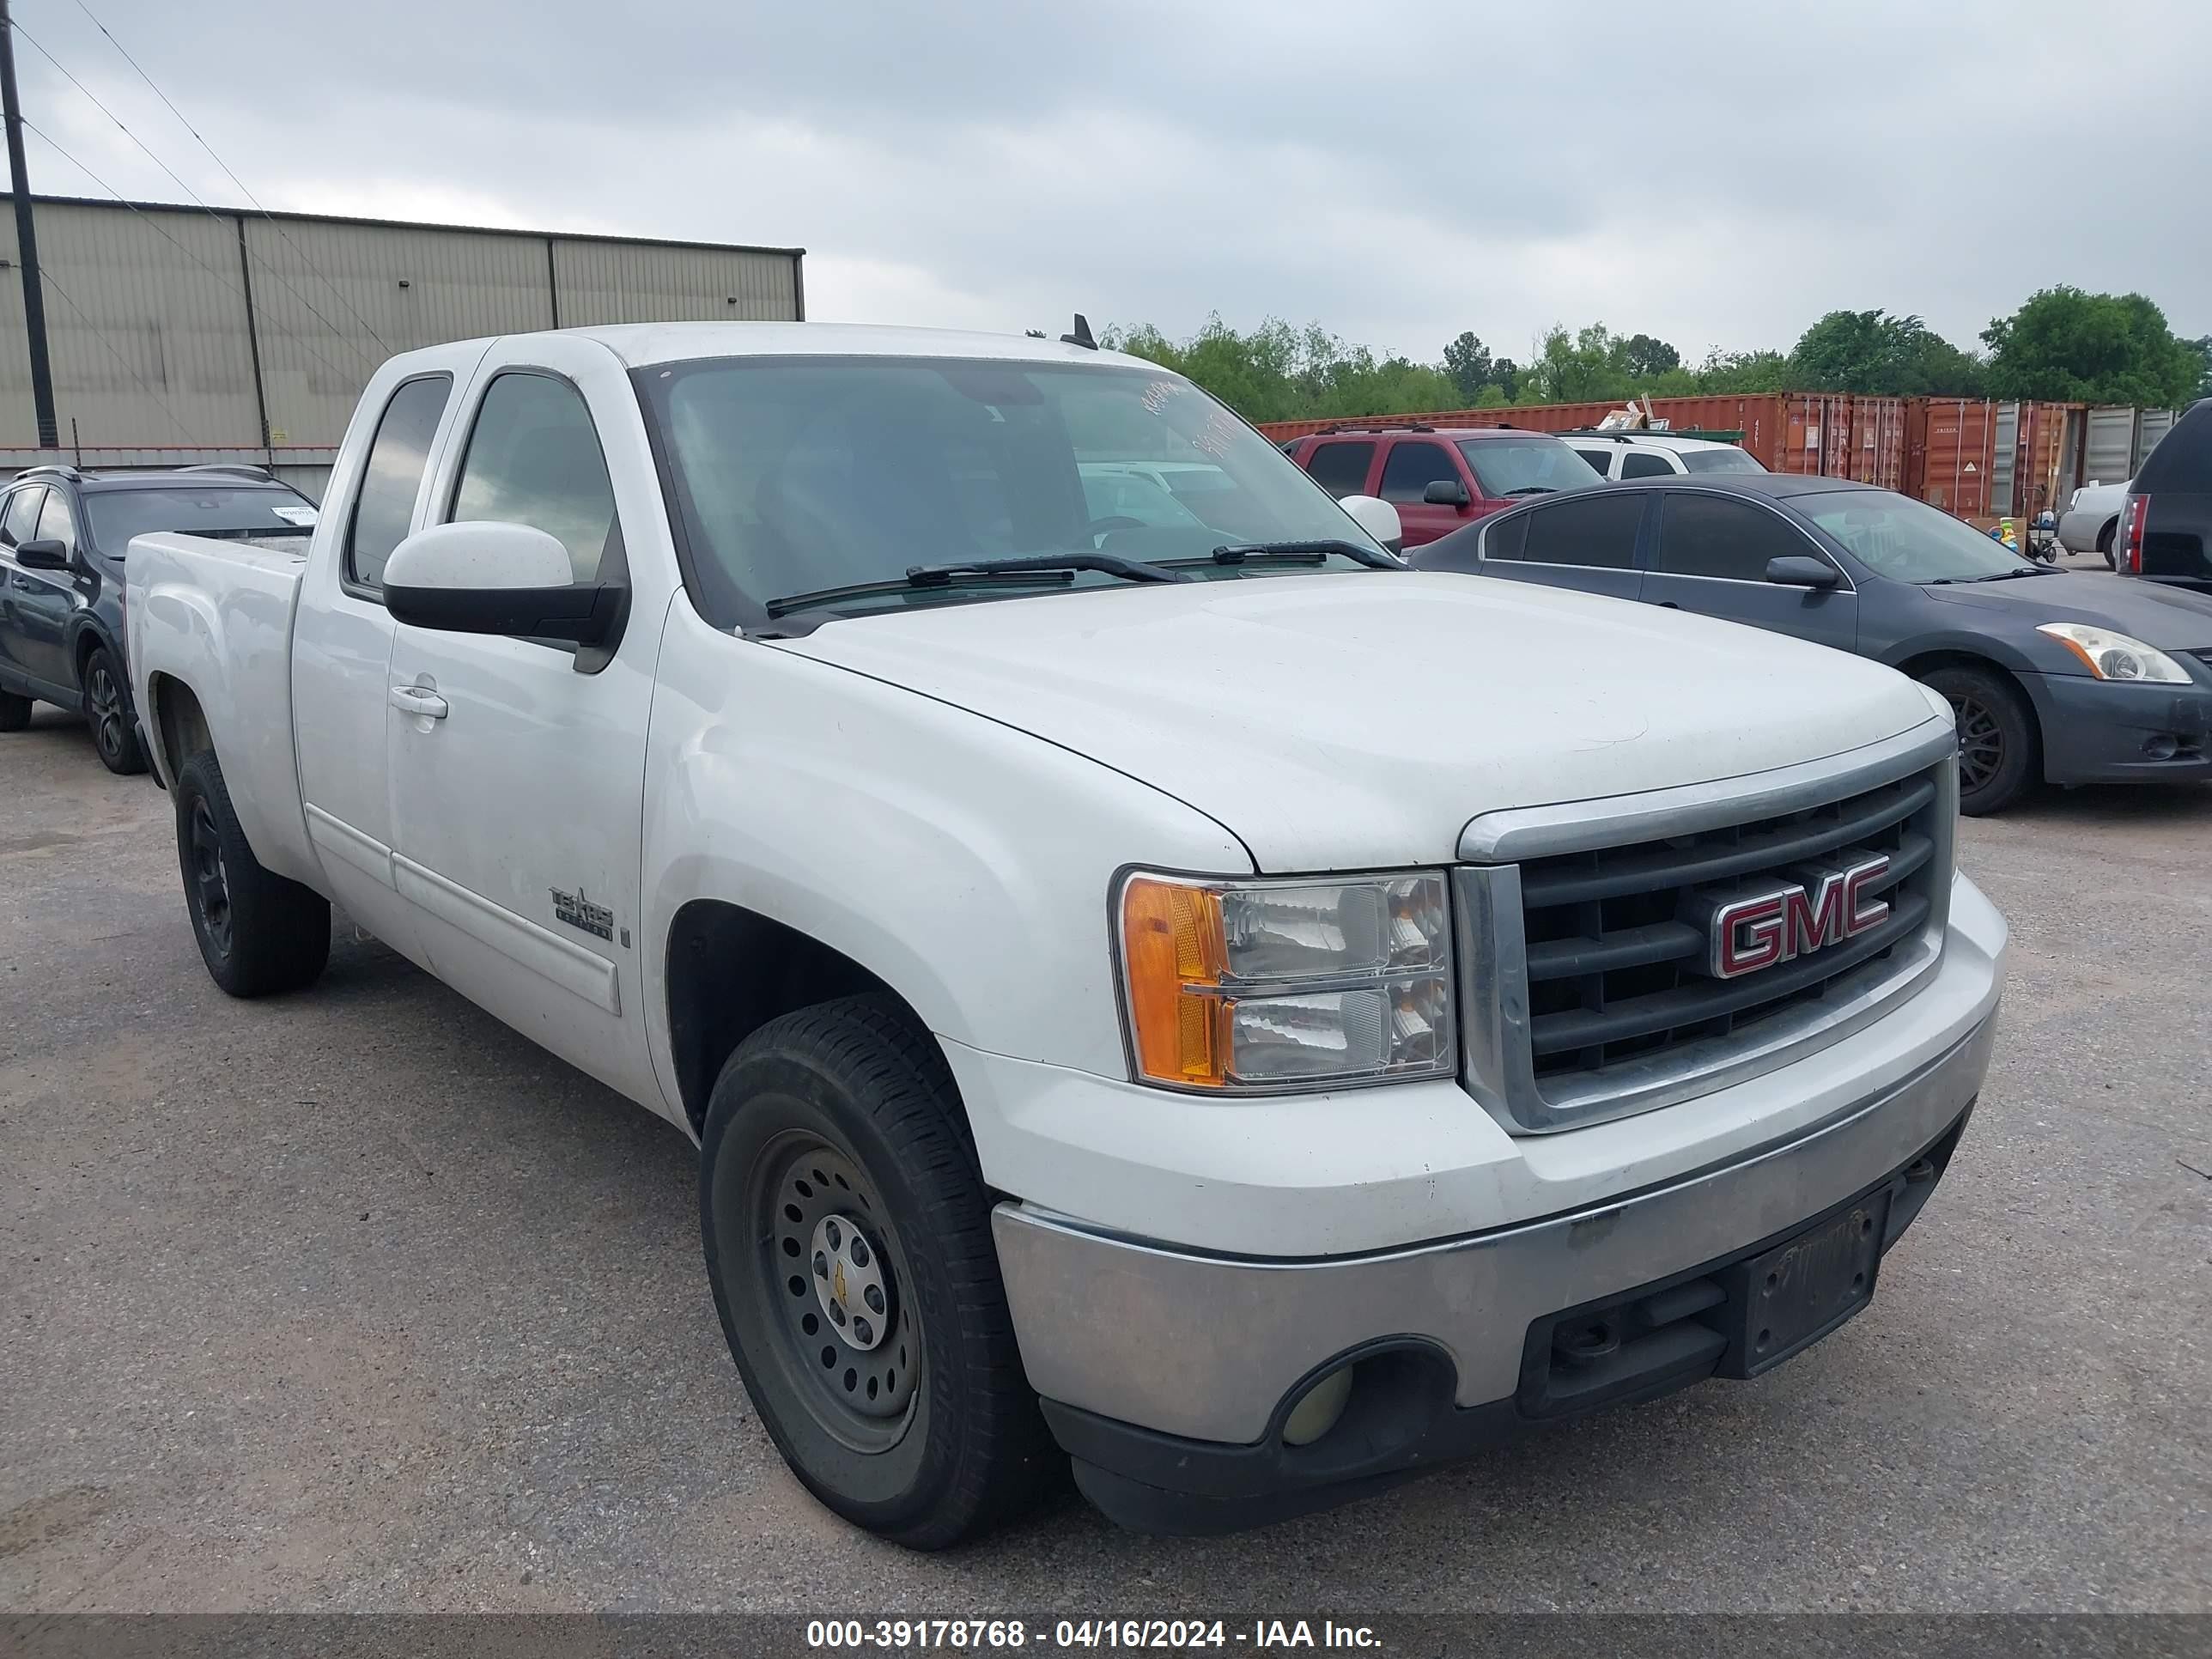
1907;398;1999;518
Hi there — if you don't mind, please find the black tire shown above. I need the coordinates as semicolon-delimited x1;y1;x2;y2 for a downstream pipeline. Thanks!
173;750;331;997
700;994;1057;1548
82;646;147;775
1921;665;2037;816
0;689;31;732
2097;520;2116;569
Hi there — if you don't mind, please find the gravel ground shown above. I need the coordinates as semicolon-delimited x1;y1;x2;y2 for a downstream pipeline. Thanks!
3;640;2208;1613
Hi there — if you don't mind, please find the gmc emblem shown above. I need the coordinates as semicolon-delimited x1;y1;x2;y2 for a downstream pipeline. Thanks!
1703;854;1893;979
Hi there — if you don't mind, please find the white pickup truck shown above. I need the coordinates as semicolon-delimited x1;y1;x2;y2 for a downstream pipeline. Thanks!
128;323;2006;1545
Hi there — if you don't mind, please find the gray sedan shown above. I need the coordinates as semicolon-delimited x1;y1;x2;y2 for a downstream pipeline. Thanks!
1413;473;2212;814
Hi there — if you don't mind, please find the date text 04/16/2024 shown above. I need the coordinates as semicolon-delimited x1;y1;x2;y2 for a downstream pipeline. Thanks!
804;1621;1382;1650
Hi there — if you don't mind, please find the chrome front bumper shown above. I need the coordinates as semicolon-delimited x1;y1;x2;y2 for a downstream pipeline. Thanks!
993;1010;1997;1448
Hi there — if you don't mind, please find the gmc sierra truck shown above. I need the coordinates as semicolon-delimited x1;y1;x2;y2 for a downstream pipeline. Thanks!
127;323;2007;1546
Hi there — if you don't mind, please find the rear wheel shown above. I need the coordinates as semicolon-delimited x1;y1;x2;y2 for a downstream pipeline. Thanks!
700;995;1057;1548
173;750;331;996
0;690;31;732
2097;520;2116;569
1921;665;2036;816
83;647;147;775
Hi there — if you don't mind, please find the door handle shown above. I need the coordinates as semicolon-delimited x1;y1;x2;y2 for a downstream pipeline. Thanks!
389;685;448;720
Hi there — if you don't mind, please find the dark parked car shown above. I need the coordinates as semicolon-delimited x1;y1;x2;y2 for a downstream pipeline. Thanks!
1413;473;2212;814
2116;397;2210;592
0;465;316;773
1282;424;1605;546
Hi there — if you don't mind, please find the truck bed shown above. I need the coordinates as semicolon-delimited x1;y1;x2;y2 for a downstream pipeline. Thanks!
125;530;320;890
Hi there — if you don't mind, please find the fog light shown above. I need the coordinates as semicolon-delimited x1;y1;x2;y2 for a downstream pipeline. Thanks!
1280;1364;1355;1447
2142;733;2179;761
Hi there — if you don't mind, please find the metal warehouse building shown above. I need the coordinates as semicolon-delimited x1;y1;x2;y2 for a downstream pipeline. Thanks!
0;194;805;495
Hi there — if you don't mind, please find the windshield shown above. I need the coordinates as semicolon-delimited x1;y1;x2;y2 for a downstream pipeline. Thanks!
641;356;1385;622
84;485;316;550
1456;439;1604;496
1680;447;1767;474
1800;490;2039;582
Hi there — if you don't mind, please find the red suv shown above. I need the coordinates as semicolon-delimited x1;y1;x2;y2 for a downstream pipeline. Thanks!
1285;423;1607;546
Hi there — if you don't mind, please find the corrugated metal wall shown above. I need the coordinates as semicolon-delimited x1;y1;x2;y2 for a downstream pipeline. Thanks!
2084;406;2136;485
0;200;264;448
0;195;803;464
552;238;799;325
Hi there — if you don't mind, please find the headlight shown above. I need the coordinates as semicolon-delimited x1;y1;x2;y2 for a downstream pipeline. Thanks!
1117;871;1455;1091
2035;623;2191;684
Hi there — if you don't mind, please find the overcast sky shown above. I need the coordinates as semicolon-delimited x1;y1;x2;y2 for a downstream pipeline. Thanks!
16;0;2210;366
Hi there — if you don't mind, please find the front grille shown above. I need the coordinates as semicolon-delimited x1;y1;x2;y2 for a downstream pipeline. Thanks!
1453;741;1956;1133
1517;771;1936;1085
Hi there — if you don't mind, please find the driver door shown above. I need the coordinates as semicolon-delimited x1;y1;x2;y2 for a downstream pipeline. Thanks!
385;337;668;1106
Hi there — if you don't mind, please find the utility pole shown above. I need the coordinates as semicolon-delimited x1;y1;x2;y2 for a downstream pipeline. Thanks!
0;0;58;448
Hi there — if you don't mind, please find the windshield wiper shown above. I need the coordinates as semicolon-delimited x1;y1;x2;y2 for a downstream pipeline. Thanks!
1502;486;1556;497
1971;567;2054;581
766;551;1182;619
1205;538;1401;569
907;551;1186;586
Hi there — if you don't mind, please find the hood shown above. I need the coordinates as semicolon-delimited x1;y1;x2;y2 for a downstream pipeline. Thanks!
775;572;1941;871
1922;569;2212;647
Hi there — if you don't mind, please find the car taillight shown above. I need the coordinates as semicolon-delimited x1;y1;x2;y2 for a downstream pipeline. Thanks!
2120;494;2149;573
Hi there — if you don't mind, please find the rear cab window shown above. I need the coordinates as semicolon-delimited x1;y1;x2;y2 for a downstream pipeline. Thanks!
1620;451;1677;479
346;375;453;592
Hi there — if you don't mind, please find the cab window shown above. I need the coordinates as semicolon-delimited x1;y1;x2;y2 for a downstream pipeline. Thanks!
2;486;45;545
347;375;453;590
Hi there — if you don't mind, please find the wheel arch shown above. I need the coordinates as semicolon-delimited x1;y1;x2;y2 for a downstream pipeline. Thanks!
1894;649;2047;781
145;671;215;784
663;897;942;1138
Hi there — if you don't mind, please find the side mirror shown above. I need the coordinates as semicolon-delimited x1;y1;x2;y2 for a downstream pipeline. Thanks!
1766;554;1842;589
1423;478;1473;508
1339;494;1405;556
14;538;69;571
383;522;622;645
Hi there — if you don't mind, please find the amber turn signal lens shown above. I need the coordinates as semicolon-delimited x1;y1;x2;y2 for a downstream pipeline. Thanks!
1120;876;1228;1086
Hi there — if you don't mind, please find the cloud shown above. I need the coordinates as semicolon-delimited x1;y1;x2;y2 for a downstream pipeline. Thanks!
16;0;2210;367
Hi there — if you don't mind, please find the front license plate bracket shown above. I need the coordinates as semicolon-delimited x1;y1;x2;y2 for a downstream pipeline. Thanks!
1717;1188;1894;1378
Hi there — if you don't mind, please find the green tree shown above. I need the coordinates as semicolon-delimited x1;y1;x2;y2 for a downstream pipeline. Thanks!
1100;315;1458;424
1980;287;2201;406
1443;331;1496;403
1523;324;1634;404
1789;309;1983;396
1616;332;1681;380
2191;335;2212;402
1693;348;1792;393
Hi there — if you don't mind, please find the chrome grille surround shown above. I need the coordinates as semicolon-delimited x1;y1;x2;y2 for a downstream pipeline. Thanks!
1453;719;1959;1133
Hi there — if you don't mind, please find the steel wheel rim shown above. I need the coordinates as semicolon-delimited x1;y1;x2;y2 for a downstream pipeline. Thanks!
88;663;125;761
1949;695;2004;793
189;798;234;957
754;1133;919;1450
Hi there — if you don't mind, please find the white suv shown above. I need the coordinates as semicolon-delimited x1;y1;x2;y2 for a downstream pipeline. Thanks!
1567;429;1769;480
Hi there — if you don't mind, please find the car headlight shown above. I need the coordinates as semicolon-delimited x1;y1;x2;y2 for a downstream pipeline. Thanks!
1117;871;1455;1091
2035;623;2191;684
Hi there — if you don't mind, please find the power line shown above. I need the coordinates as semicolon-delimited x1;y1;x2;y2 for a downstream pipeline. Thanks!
21;115;369;390
9;20;385;374
62;0;391;355
35;261;199;441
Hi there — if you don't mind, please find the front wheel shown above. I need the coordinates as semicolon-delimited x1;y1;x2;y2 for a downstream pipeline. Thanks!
1921;665;2037;816
83;646;147;775
700;995;1057;1548
173;750;331;996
